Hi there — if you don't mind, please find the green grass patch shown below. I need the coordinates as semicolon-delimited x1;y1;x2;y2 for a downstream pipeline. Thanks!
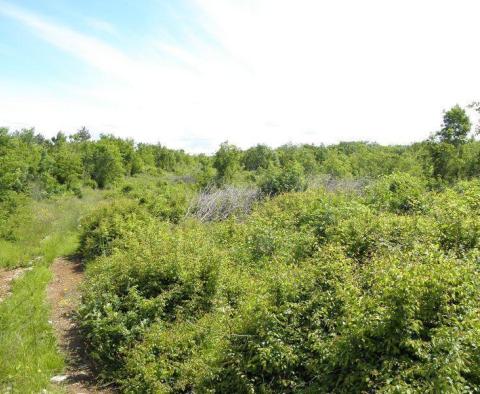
0;190;104;269
0;267;63;393
0;189;105;392
0;240;25;269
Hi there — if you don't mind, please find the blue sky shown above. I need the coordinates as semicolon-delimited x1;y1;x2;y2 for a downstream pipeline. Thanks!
1;0;480;152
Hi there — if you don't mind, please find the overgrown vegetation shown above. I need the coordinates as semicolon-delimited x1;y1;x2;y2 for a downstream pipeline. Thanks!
77;177;480;393
0;192;103;393
2;103;480;392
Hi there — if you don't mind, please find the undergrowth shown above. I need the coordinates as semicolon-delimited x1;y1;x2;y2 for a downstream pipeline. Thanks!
0;189;104;393
77;175;480;393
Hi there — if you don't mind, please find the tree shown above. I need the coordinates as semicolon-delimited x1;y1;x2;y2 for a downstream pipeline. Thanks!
51;145;83;188
155;145;177;172
276;144;318;174
130;153;144;175
213;142;241;184
428;105;473;182
468;101;480;134
70;127;91;143
435;105;471;146
100;135;136;175
242;144;278;171
0;130;37;197
259;163;307;196
89;141;124;188
428;142;458;182
13;128;42;145
51;131;67;146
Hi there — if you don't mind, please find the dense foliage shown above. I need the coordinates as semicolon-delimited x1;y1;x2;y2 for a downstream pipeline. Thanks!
77;177;480;393
2;104;480;392
1;104;479;211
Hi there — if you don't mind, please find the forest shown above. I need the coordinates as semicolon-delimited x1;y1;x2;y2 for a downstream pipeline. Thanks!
2;104;480;393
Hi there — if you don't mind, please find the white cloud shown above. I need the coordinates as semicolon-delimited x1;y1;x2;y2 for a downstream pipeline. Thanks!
85;17;117;36
1;0;480;152
0;3;132;78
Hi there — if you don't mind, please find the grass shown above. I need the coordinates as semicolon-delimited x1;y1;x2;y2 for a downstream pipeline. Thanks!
0;189;104;393
0;191;102;269
0;267;64;393
0;240;24;269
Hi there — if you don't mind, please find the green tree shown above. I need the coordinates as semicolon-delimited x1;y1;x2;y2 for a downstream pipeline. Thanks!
51;131;67;147
51;145;83;188
213;141;241;184
435;105;472;146
428;105;473;182
259;163;306;196
428;142;460;182
242;144;278;171
70;127;91;143
0;129;42;197
130;153;144;175
89;141;124;188
155;145;177;172
99;135;136;175
277;144;317;174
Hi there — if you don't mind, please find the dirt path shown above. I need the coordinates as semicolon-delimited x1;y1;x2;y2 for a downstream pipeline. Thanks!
47;257;113;394
0;267;30;303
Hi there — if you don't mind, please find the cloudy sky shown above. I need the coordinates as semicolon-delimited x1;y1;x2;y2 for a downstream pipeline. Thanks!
0;0;479;152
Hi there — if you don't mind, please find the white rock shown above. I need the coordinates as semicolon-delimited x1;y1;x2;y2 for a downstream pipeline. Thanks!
50;375;68;383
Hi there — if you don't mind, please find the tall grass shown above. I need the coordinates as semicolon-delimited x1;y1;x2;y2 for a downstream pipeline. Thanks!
0;191;102;269
0;190;104;393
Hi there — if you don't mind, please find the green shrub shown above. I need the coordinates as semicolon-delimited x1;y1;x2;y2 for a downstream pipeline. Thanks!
259;164;307;196
78;220;225;379
366;172;427;214
452;179;480;211
211;247;358;393
77;183;480;392
431;189;480;254
123;313;228;393
78;199;149;260
209;247;480;393
87;141;125;188
328;208;438;262
326;250;480;393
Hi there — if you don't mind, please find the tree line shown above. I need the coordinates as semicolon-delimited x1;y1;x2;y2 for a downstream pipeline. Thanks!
1;104;479;204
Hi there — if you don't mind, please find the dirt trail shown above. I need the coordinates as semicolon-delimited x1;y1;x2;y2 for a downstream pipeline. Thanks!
0;267;30;303
47;257;113;394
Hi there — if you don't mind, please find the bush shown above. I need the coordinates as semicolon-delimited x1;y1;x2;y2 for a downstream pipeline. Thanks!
88;142;124;188
259;164;307;196
211;247;358;393
78;220;225;380
366;172;426;213
327;250;480;393
78;182;480;392
78;199;149;260
431;189;480;254
327;207;438;262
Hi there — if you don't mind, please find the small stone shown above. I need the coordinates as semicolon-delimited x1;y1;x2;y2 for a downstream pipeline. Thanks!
50;374;68;383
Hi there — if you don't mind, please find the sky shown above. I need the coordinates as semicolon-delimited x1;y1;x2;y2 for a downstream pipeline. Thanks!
0;0;479;153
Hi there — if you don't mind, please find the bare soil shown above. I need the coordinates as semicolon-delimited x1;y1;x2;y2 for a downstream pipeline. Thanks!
47;257;114;394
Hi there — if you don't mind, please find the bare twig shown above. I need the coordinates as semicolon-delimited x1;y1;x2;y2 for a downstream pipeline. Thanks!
187;185;261;222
